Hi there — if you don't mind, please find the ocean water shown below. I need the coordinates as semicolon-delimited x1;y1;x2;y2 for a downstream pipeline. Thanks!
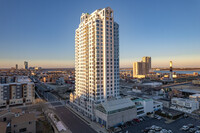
154;70;200;74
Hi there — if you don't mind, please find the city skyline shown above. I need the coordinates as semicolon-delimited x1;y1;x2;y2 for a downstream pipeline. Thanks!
1;2;200;132
0;0;200;68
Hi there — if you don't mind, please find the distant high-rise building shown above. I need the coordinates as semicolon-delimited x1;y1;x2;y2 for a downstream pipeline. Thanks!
24;61;28;69
169;61;173;80
16;64;18;70
133;56;151;78
142;56;151;73
133;62;146;77
70;7;119;119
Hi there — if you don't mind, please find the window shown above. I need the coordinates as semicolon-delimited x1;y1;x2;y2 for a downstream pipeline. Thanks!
19;128;27;132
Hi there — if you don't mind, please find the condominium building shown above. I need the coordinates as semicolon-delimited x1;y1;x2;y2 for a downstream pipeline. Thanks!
142;56;151;74
133;62;146;78
0;76;31;84
70;7;119;120
133;56;151;78
0;76;35;107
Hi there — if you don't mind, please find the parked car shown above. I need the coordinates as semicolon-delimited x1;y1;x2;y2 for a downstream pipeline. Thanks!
139;118;144;121
154;115;161;120
126;121;132;126
168;130;173;133
184;114;188;118
181;125;190;131
155;126;162;131
160;129;168;133
148;129;155;133
188;124;195;128
141;127;151;133
141;117;146;121
133;118;140;122
189;127;198;133
150;125;156;130
114;127;121;132
157;116;161;120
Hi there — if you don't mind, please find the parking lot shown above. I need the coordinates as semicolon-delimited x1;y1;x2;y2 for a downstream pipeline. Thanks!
118;116;200;133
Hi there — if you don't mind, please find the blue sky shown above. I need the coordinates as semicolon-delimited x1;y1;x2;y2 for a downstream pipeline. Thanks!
0;0;200;68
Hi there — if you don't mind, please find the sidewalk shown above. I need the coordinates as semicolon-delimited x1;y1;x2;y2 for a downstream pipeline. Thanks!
46;107;72;133
65;104;108;133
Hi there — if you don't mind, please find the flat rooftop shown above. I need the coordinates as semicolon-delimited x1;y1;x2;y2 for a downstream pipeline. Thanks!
96;98;135;114
0;122;7;133
190;94;200;97
11;113;36;125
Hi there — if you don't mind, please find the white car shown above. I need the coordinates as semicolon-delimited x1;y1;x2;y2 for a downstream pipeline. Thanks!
157;116;161;120
160;129;168;133
151;125;156;130
168;130;173;133
181;125;189;131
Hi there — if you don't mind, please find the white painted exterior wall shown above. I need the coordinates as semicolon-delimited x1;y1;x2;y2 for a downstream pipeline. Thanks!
171;98;199;113
73;7;119;119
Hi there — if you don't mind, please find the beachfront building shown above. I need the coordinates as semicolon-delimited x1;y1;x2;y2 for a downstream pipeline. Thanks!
70;7;120;120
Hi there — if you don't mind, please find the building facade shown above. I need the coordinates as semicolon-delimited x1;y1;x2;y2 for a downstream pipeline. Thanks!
189;94;200;102
133;62;146;78
95;98;137;129
70;7;119;119
131;97;163;117
11;113;36;133
0;77;35;107
171;97;199;113
133;56;151;78
142;56;151;74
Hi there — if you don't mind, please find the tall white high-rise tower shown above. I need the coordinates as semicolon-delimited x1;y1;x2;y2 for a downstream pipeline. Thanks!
70;7;119;119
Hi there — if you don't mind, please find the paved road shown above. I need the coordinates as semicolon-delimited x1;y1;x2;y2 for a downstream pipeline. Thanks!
54;106;96;133
35;83;58;102
50;101;63;107
162;81;192;88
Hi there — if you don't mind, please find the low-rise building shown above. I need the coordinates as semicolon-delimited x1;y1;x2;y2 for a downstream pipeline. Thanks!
95;98;137;129
11;113;36;133
171;97;199;113
131;97;163;117
189;94;200;102
0;108;23;122
0;122;7;133
192;80;200;85
158;98;171;108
